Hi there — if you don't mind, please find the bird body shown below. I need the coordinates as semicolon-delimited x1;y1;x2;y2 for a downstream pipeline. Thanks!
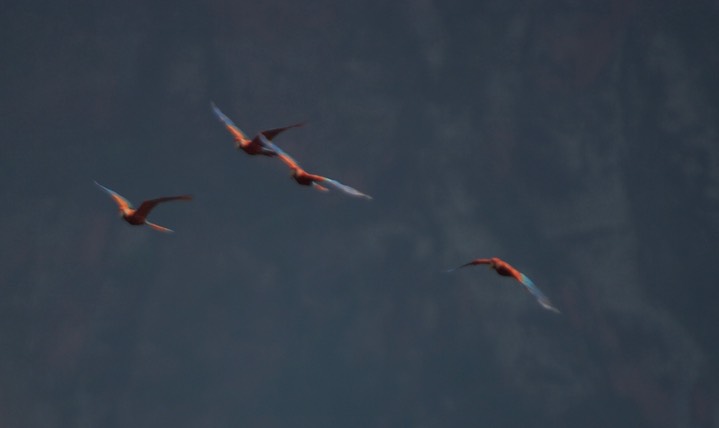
450;257;560;313
211;102;303;157
290;169;325;187
258;134;372;199
287;168;330;192
95;182;191;233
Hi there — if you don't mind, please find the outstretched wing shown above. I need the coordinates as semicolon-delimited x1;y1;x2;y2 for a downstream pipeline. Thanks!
446;258;492;272
95;181;132;211
134;195;192;219
211;102;250;143
259;122;305;141
515;273;560;313
258;134;302;169
319;177;372;199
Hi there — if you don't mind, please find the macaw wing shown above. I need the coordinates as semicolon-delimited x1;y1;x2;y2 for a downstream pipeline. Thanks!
135;195;192;219
211;102;249;142
446;258;492;272
320;177;372;199
257;134;302;169
259;122;305;141
516;273;560;313
95;181;132;211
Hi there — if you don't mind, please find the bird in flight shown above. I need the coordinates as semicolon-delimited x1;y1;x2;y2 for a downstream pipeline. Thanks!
259;134;372;199
449;257;560;313
211;102;303;157
94;181;192;233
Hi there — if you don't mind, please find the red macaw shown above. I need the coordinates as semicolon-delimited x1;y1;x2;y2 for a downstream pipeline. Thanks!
259;134;372;199
95;181;192;233
211;102;303;157
449;257;560;313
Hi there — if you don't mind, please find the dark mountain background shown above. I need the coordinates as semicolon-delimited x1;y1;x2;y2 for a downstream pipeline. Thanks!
1;0;717;426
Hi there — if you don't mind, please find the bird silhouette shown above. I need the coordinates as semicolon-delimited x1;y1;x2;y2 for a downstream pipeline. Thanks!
211;102;303;157
449;257;560;313
259;134;372;199
95;181;192;233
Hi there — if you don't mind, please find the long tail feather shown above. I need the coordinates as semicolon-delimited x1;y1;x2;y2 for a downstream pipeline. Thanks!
145;221;174;233
518;274;560;313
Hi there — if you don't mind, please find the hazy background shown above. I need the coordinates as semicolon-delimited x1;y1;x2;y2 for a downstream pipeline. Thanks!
1;0;718;426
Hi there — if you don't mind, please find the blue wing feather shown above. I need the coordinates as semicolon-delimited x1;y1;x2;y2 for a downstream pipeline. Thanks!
518;273;560;313
94;181;132;209
257;133;300;165
211;102;250;141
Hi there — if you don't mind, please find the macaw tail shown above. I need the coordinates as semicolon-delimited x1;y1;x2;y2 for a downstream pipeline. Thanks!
519;273;560;313
146;221;174;233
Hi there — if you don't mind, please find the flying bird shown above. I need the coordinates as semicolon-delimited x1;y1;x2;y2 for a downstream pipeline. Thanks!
211;102;303;157
449;257;560;313
259;134;372;199
95;181;192;233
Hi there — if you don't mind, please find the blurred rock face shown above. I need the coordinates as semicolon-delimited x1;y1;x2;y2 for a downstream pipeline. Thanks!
1;0;717;427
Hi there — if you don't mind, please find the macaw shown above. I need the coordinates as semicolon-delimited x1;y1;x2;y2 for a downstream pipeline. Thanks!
259;134;372;199
95;181;192;233
449;257;560;313
211;102;303;157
